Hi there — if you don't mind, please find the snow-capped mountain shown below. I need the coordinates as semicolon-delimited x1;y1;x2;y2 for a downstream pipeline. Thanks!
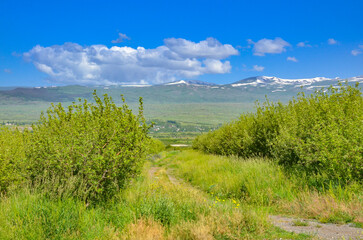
229;76;337;87
162;80;216;86
226;75;363;91
1;75;361;105
348;75;363;82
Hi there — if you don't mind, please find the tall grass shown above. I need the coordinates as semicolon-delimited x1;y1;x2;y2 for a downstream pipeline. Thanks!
164;150;297;206
0;162;309;239
165;150;363;225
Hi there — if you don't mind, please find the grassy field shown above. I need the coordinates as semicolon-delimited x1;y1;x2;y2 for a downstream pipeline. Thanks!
0;153;313;239
159;150;363;227
2;149;361;239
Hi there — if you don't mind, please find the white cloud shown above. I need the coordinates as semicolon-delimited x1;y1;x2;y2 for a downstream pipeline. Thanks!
3;69;12;73
328;38;338;45
351;45;363;56
351;49;362;56
203;59;232;73
297;41;311;47
287;56;298;62
111;33;130;43
252;65;264;71
250;37;290;56
24;38;238;85
164;37;239;59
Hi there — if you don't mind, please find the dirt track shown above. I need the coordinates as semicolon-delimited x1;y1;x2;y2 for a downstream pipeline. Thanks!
270;215;363;239
149;165;363;240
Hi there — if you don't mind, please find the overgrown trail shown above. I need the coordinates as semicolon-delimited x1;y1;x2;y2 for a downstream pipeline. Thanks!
149;166;180;185
156;150;363;240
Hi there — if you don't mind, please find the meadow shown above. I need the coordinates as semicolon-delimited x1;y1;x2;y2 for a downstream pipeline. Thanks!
0;84;362;239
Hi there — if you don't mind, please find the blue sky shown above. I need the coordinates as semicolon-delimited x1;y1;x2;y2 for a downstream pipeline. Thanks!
0;0;362;86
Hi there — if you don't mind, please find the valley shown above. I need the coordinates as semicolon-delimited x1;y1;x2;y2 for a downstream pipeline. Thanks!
1;75;362;145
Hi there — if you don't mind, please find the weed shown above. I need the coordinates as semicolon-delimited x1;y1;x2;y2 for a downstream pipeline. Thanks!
293;220;309;226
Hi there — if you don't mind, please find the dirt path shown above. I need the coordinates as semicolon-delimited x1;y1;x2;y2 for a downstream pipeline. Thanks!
270;215;363;240
166;169;180;185
149;164;363;239
148;166;180;185
148;166;160;178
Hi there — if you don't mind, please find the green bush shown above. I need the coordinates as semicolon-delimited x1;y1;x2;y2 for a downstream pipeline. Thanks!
0;127;26;192
194;83;363;185
25;91;149;202
146;138;165;155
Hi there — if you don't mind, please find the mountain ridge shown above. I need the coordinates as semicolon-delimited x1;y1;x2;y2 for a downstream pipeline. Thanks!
0;75;361;104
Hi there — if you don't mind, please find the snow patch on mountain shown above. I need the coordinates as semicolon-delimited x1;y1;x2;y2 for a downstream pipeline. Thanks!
231;76;332;87
164;80;189;85
348;76;363;83
163;80;216;86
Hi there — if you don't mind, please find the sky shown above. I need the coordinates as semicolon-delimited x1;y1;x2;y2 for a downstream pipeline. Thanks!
0;0;362;86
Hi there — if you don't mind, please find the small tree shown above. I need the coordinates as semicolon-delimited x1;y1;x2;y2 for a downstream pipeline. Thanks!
26;91;149;202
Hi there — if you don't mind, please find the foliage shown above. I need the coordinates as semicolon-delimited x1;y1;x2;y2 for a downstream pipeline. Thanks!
0;127;26;192
146;138;165;155
25;91;149;202
193;83;363;185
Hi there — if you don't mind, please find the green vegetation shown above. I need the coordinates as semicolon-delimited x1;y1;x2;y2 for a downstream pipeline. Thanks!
161;150;362;225
146;138;166;154
0;83;362;239
0;126;26;192
26;92;149;203
161;151;296;205
0;161;310;239
0;92;153;203
193;83;363;186
292;220;309;227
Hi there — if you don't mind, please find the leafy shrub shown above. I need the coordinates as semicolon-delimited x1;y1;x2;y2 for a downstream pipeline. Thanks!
0;127;26;192
193;83;363;185
146;138;165;155
25;91;149;202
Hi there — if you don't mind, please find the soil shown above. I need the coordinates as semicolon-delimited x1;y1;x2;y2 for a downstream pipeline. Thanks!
149;166;180;185
270;215;363;240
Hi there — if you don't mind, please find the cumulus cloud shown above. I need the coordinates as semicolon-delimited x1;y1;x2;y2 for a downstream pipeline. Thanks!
297;41;311;47
249;37;290;56
328;38;338;45
252;65;264;71
287;56;298;62
351;45;363;56
111;33;130;43
24;38;238;85
164;37;239;59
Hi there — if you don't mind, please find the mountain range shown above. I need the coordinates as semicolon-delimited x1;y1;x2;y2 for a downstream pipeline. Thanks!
0;75;362;104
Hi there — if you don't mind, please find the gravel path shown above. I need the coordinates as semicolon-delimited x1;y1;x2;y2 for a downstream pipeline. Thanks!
270;215;363;239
